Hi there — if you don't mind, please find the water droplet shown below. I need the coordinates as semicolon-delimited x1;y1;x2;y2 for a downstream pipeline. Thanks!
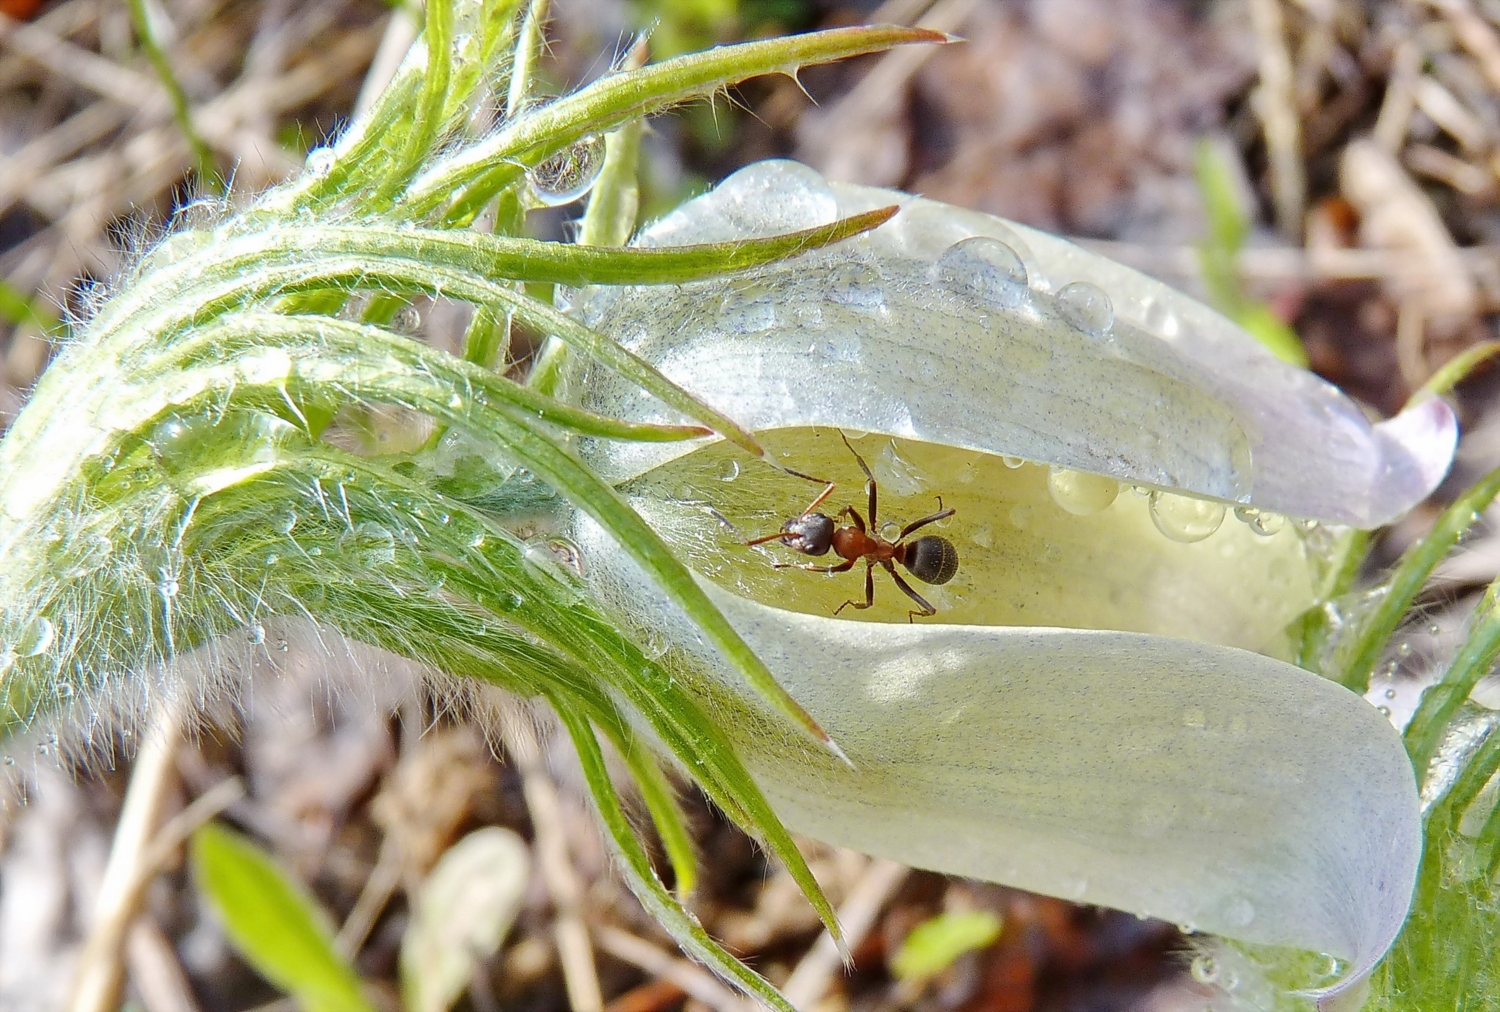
1223;896;1255;927
3;756;15;767
879;521;902;542
149;414;203;470
1143;297;1180;339
17;616;54;658
275;510;297;535
717;459;740;482
304;147;336;177
157;569;180;598
528;135;606;206
1056;281;1114;337
264;553;280;566
499;592;524;612
1149;492;1226;543
933;237;1030;308
1047;467;1119;516
1384;687;1397;700
55;682;74;700
719;279;777;333
1378;705;1392;717
341;522;396;565
1009;503;1034;530
1429;622;1443;635
391;305;422;334
1001;455;1026;469
1190;954;1219;984
247;622;265;645
1396;641;1414;658
1232;505;1286;536
828;262;885;311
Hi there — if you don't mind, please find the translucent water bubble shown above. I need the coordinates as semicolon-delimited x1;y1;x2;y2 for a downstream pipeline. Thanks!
1001;455;1026;469
528;135;606;206
158;574;180;598
1057;281;1114;337
717;459;740;483
17;616;54;658
1233;505;1286;536
275;510;298;535
247;622;266;646
1190;954;1220;984
149;413;205;471
828;262;885;311
1222;896;1255;927
719;279;777;333
1149;492;1226;543
933;237;1030;308
1047;467;1119;516
391;305;422;334
304;147;336;177
341;522;396;565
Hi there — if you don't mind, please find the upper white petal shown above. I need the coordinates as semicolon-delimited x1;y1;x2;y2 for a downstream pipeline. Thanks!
576;160;1454;528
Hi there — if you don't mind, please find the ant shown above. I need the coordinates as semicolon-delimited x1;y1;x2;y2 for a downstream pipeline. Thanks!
747;432;959;621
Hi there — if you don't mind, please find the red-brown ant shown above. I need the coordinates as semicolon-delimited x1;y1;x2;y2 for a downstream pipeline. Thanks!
748;433;959;621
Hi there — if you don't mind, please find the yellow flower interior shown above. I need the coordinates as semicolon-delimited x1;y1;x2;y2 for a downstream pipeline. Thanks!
621;429;1325;657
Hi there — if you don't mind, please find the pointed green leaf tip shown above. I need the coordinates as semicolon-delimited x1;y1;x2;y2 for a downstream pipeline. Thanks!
192;823;374;1012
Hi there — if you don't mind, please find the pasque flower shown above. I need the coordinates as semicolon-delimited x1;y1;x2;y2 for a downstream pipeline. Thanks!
570;160;1459;1004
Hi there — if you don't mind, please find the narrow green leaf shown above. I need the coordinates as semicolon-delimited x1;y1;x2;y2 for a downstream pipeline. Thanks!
1416;342;1500;402
1337;464;1500;693
890;911;1002;983
551;700;800;1012
126;0;220;192
408;26;948;221
192;823;374;1012
1406;580;1500;771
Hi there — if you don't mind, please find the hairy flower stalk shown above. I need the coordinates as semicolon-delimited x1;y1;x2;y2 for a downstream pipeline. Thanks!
0;3;1481;1010
0;6;943;1007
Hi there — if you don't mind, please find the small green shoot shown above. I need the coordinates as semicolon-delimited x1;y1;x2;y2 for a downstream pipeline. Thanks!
890;910;1002;985
1193;139;1308;368
191;823;374;1012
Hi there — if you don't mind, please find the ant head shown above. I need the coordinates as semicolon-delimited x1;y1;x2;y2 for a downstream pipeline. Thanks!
781;512;834;556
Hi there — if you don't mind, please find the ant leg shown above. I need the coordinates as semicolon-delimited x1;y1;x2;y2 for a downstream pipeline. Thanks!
883;561;937;622
838;430;876;483
780;465;838;516
834;563;876;615
839;505;867;533
776;559;856;574
899;504;956;539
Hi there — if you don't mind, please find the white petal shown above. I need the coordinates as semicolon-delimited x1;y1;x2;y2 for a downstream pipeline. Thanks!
578;160;1454;528
573;515;1419;996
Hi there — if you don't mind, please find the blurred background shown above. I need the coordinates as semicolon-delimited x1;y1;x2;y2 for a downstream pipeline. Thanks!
3;0;1500;1009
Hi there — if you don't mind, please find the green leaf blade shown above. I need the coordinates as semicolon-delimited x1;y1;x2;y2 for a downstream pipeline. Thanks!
192;823;374;1012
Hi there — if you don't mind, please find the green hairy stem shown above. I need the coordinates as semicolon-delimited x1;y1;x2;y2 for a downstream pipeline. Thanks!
0;6;939;1006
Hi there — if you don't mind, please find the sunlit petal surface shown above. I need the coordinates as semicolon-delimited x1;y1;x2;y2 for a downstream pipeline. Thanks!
578;160;1455;527
571;160;1439;999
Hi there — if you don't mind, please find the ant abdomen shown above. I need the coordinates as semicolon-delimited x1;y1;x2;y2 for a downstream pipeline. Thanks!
903;535;959;585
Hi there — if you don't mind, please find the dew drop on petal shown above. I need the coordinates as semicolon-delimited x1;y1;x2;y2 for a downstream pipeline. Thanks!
1001;455;1026;469
933;237;1030;308
1057;281;1114;337
829;262;885;311
718;459;740;483
17;616;54;658
391;305;422;334
528;135;606;206
1149;491;1226;543
247;622;265;645
1233;505;1286;536
1190;954;1219;984
1047;467;1119;516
